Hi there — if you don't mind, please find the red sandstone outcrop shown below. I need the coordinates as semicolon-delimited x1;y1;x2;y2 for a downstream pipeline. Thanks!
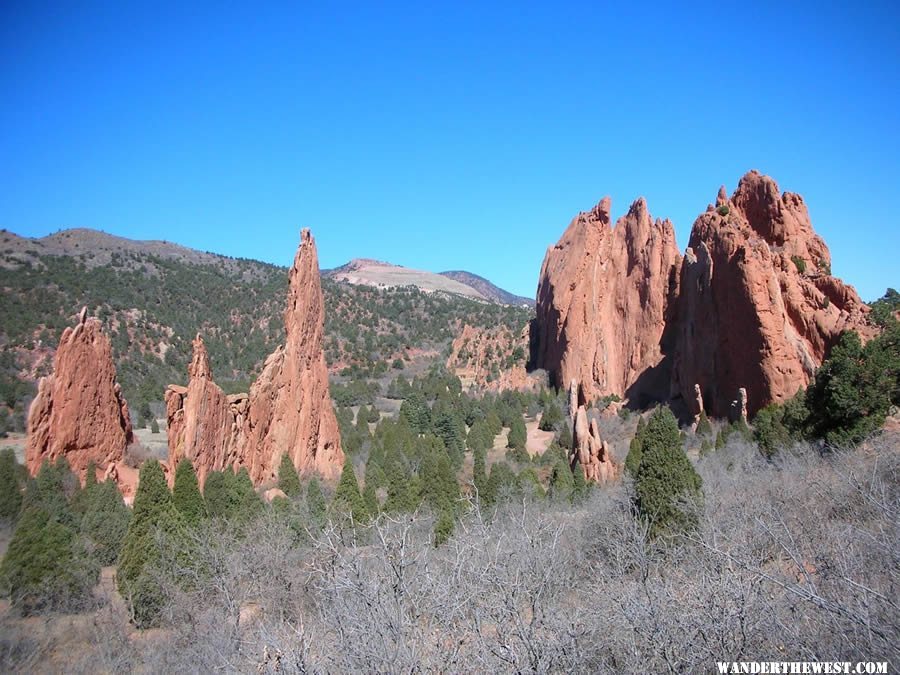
673;171;873;417
534;197;681;406
534;171;873;419
165;334;248;487
447;324;537;392
26;308;133;480
165;229;344;486
568;381;617;483
243;229;343;483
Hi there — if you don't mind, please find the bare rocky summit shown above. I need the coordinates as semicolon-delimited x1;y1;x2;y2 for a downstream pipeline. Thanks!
533;171;873;418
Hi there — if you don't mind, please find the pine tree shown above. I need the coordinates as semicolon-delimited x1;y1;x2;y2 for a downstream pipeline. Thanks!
571;462;590;502
363;480;379;518
277;454;302;498
332;462;367;523
79;478;131;566
203;470;235;519
0;447;23;521
507;415;527;450
172;459;206;525
117;460;187;627
0;504;99;614
518;466;545;498
232;468;263;525
306;477;327;528
633;407;703;536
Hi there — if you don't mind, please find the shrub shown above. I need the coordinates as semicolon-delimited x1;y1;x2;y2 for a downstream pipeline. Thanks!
791;255;807;274
695;411;712;437
716;204;730;216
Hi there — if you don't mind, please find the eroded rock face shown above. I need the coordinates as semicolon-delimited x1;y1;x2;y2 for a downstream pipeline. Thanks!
534;171;873;419
534;197;681;407
674;171;873;417
446;324;536;392
165;334;248;487
165;230;344;486
26;308;133;479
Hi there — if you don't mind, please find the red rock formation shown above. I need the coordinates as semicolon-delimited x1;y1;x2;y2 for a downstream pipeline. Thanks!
533;171;873;420
243;229;343;483
26;308;133;479
165;230;344;486
534;197;681;406
569;381;617;483
165;334;248;487
673;171;873;417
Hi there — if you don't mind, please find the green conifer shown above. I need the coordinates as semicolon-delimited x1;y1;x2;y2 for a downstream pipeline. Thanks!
277;454;302;498
172;459;206;525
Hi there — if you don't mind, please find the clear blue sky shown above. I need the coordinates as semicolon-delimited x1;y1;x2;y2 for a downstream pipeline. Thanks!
2;1;898;301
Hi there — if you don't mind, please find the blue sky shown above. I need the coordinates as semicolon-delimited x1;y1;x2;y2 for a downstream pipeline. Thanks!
2;1;898;301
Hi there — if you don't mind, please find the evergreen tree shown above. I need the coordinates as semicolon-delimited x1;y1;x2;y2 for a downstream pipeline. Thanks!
306;477;327;528
518;466;545;499
332;462;367;523
486;462;519;503
625;416;646;476
434;410;465;468
571;462;590;502
172;459;206;525
507;415;527;450
556;424;573;451
0;504;99;614
549;458;575;501
400;392;431;434
117;460;187;627
203;470;235;519
75;478;130;566
433;509;454;547
633;407;703;536
539;400;563;431
473;445;488;499
277;454;302;499
0;448;23;521
362;480;379;518
232;468;263;525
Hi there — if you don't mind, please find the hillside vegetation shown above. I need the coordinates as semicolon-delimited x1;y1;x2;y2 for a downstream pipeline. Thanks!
0;231;532;432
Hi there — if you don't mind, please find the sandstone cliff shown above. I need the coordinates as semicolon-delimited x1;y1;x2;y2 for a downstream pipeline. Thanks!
533;197;681;406
26;308;133;479
533;171;872;419
446;323;536;392
673;171;872;417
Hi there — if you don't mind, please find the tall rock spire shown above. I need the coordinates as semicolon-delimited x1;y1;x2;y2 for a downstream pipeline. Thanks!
26;308;133;479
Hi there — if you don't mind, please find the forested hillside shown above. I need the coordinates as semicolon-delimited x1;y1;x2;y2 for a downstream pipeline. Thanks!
0;231;532;432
